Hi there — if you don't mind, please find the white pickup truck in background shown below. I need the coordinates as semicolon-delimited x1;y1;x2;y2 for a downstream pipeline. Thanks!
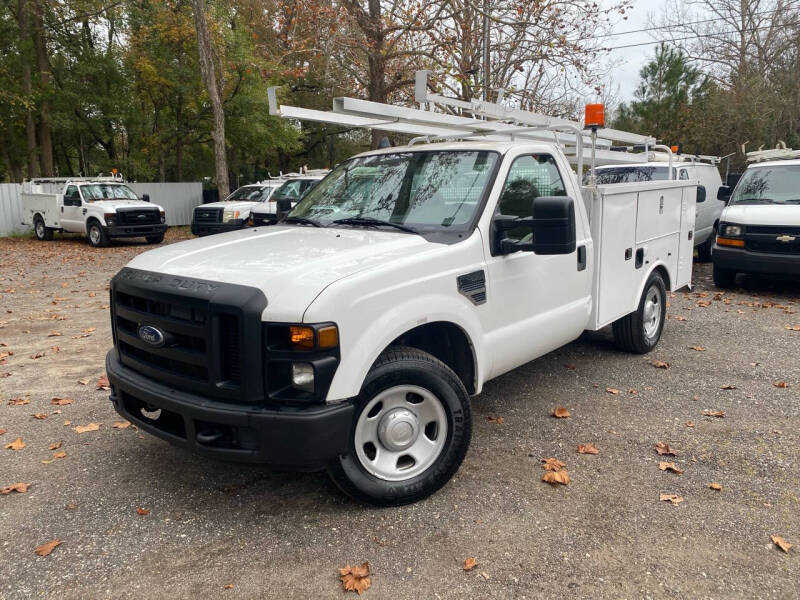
21;175;167;247
105;79;696;506
249;170;329;226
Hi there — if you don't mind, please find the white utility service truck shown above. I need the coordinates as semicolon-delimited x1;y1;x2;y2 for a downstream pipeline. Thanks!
713;145;800;286
248;170;329;226
21;175;167;247
105;73;697;506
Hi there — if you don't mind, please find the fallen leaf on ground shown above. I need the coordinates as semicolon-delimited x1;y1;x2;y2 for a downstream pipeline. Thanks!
339;562;371;595
65;503;77;510
48;441;62;450
53;451;67;459
96;375;110;391
486;416;504;424
47;332;61;337
541;457;566;471
1;482;30;494
720;384;737;390
605;387;620;395
686;421;696;428
786;325;800;331
463;557;478;571
771;536;792;553
702;410;725;418
0;428;6;435
112;421;131;429
563;364;576;370
689;346;705;351
659;493;684;505
73;423;101;434
577;443;599;455
9;398;30;406
672;315;688;321
773;381;789;388
651;360;670;369
30;351;45;359
659;461;684;474
63;420;72;426
655;441;677;456
35;539;61;557
51;397;73;406
32;413;47;420
542;470;570;485
5;437;25;450
136;507;150;516
709;482;722;491
77;378;90;385
553;407;571;418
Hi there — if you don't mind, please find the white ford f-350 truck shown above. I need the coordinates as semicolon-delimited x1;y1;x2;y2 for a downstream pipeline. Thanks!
105;84;696;505
21;175;167;247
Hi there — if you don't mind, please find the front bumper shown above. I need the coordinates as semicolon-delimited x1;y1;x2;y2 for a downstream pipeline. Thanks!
105;223;166;238
106;350;354;469
191;220;245;236
713;244;800;275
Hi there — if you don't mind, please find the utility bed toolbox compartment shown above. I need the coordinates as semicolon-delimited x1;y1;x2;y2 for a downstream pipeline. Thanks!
587;180;696;330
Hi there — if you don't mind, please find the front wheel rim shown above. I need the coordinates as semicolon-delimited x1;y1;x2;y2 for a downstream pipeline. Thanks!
354;385;448;482
643;285;662;338
36;221;44;238
89;226;100;245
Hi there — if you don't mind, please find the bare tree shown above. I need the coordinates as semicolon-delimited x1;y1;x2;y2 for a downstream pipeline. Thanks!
192;0;229;198
32;0;53;176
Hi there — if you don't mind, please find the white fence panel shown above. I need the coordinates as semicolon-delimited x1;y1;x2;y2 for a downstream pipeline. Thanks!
0;184;24;236
128;182;203;227
0;181;202;235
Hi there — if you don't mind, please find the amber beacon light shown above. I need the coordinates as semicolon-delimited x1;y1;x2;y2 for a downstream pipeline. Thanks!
584;104;605;129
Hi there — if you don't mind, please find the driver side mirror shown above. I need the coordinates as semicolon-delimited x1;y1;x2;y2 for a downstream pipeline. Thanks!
717;185;731;201
696;185;706;203
142;193;150;202
492;196;576;256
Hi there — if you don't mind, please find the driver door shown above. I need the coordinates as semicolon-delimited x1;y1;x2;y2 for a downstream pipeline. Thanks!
61;185;84;231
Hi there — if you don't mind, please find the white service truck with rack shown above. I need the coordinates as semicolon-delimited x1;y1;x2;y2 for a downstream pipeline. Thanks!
105;74;696;506
21;175;167;247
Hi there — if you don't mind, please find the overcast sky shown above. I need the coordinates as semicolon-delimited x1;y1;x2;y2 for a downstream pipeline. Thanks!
603;1;661;101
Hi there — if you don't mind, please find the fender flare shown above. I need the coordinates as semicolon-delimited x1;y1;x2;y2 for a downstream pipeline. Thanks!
634;260;672;302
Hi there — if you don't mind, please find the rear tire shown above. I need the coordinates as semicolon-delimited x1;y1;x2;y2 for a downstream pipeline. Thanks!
713;264;736;288
612;271;667;354
145;233;165;244
696;234;713;262
327;346;472;506
34;216;53;241
87;221;108;247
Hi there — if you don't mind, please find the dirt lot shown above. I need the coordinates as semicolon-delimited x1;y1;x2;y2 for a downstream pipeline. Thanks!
1;230;798;599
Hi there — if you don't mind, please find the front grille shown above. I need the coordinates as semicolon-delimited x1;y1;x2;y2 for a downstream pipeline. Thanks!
194;207;222;223
251;212;278;227
745;225;800;255
219;314;241;383
117;208;160;225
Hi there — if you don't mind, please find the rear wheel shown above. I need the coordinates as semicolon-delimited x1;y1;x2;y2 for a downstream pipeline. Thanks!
33;216;53;241
696;234;714;262
713;264;736;288
145;233;165;244
87;221;108;247
328;346;471;506
612;271;667;354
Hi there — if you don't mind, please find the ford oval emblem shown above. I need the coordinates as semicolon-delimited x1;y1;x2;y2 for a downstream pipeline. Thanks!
138;325;166;348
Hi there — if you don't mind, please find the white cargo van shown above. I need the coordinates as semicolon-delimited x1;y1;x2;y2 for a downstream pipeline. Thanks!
104;78;696;506
590;155;725;261
21;176;167;247
712;147;800;286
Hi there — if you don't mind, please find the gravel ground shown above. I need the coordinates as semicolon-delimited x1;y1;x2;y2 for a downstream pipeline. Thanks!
1;231;798;600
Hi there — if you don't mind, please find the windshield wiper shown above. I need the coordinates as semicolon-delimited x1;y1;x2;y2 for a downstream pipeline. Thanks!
283;215;321;227
332;216;418;234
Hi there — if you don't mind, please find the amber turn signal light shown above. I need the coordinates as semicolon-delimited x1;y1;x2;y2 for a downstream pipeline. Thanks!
317;325;338;349
716;236;744;248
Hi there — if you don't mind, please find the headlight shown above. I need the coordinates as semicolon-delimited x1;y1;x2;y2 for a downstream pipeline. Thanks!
222;210;240;223
291;363;315;392
722;224;743;237
104;212;116;226
159;210;166;224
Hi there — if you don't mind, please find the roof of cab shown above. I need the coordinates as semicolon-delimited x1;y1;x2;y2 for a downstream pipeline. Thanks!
350;140;553;159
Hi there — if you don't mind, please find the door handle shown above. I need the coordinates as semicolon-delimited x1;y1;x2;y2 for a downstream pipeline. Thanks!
577;245;586;271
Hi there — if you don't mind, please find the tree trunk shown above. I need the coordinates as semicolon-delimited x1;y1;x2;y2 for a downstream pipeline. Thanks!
176;94;184;181
191;0;229;198
32;0;54;176
366;0;387;148
18;0;38;179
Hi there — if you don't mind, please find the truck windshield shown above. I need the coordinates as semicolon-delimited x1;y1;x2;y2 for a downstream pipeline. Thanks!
289;150;498;230
731;165;800;205
586;166;671;184
226;186;275;202
80;184;138;201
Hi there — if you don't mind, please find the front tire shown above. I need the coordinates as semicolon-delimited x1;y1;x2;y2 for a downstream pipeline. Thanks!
713;264;736;288
87;221;108;247
145;233;165;244
34;216;53;241
696;234;713;262
612;271;667;354
328;346;472;506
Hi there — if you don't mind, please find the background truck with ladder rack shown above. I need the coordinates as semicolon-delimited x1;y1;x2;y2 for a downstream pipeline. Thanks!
105;72;698;506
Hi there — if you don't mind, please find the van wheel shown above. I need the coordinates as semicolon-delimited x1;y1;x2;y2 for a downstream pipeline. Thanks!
87;221;108;247
696;235;713;262
713;264;736;288
328;346;471;506
145;233;165;244
612;271;667;354
34;216;53;241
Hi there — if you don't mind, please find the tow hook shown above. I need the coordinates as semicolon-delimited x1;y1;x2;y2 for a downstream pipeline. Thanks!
196;429;225;445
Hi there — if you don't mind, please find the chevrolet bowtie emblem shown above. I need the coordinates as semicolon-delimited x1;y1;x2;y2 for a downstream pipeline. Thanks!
776;234;796;242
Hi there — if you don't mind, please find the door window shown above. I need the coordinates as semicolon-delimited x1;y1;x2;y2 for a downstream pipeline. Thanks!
65;185;80;205
679;169;689;180
497;154;567;240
